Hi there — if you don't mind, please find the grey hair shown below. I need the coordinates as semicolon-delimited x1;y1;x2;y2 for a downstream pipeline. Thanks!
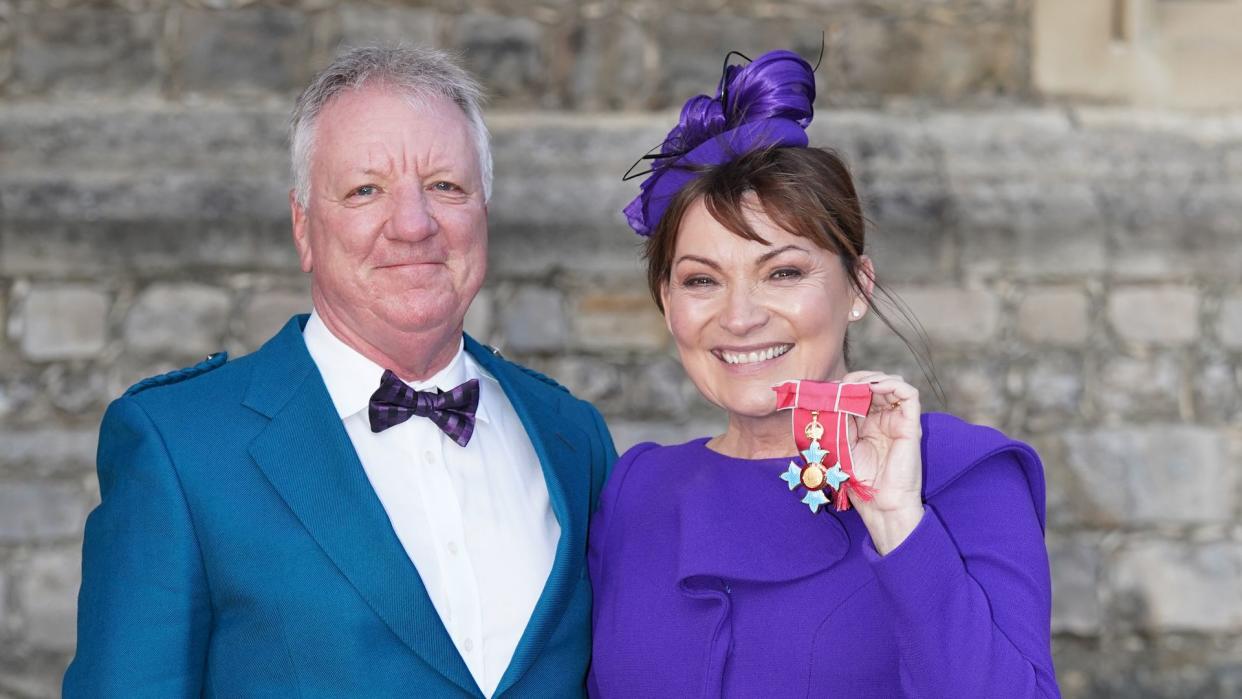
289;45;492;209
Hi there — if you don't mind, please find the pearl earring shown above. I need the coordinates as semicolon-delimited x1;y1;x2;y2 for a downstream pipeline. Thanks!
851;309;861;318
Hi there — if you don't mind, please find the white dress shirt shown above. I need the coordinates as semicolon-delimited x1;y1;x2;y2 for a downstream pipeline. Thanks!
302;311;559;697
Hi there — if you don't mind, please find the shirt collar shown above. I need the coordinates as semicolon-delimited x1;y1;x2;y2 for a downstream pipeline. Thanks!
302;310;490;424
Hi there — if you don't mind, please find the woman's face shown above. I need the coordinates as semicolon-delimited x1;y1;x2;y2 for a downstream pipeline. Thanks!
661;197;870;419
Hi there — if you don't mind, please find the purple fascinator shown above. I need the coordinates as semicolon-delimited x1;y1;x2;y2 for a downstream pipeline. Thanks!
623;49;816;236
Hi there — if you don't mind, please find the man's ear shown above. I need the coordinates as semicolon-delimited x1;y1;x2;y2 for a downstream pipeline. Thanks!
290;190;313;273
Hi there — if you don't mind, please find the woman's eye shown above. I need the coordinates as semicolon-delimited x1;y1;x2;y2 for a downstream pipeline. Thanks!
683;276;716;288
350;185;378;197
771;267;803;280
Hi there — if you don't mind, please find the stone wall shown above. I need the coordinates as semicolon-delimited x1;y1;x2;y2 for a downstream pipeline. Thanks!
1;1;1240;697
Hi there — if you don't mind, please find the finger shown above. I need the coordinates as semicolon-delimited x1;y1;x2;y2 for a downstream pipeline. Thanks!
840;370;887;384
866;379;920;412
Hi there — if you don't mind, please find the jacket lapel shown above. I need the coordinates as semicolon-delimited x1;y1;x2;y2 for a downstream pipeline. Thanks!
466;337;590;696
243;316;481;697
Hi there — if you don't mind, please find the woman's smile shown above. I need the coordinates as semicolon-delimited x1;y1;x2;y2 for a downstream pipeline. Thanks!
712;343;794;367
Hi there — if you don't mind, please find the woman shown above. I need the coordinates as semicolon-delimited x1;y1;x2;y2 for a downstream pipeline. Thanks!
588;50;1060;697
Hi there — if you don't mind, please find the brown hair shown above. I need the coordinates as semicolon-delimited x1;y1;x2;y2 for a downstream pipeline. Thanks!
644;146;940;394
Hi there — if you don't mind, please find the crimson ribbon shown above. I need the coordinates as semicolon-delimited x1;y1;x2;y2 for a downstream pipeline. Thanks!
773;380;875;511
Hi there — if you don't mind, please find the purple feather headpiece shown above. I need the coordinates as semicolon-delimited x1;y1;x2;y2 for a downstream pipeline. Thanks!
623;49;816;237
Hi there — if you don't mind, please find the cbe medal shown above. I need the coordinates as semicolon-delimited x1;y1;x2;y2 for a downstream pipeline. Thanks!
774;380;876;513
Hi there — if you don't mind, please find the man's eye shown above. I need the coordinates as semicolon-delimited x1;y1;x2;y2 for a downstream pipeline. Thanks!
432;181;463;193
350;185;378;197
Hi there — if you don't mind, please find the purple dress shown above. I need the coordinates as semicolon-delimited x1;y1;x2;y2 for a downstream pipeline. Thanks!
588;413;1060;697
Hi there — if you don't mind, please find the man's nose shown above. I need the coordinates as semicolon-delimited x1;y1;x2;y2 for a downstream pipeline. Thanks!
388;188;439;242
719;284;770;336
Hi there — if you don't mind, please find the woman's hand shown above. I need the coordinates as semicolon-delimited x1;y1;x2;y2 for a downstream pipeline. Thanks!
840;370;924;555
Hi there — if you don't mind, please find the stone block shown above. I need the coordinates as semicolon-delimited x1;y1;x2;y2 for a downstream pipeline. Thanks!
1;220;300;276
1220;291;1242;349
1035;0;1242;109
498;286;567;354
463;287;493;343
530;355;625;413
13;9;159;95
485;118;657;275
0;172;289;223
830;11;1027;101
42;362;111;414
0;481;89;543
1109;539;1242;632
937;360;1005;427
454;13;545;107
124;283;230;357
1193;358;1239;423
1108;286;1199;345
0;370;42;424
1108;185;1242;280
568;14;649;110
17;285;109;361
1018;351;1084;432
1060;426;1233;526
932;111;1111;280
832;111;958;283
622;354;700;419
335;6;439;50
1047;533;1101;634
16;547;80;651
571;291;667;352
240;288;308;350
1017;287;1090;346
1096;352;1183;422
180;7;311;95
885;286;999;347
0;103;289;172
1052;634;1242;699
606;417;727;454
652;14;820;110
0;426;97;474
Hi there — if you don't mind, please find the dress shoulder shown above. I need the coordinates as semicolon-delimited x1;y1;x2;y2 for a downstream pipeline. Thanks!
608;441;663;486
920;412;1047;531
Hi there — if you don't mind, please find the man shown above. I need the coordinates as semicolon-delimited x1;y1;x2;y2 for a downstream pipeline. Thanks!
65;46;616;698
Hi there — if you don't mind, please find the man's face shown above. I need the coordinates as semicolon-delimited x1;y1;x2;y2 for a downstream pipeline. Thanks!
292;85;487;347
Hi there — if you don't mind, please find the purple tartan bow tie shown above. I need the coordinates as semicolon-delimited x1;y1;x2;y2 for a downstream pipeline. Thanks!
368;370;480;447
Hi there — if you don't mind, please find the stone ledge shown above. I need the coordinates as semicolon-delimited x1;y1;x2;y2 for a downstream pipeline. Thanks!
0;107;1238;280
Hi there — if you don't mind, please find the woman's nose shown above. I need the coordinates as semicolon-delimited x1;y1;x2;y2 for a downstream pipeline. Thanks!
719;284;770;336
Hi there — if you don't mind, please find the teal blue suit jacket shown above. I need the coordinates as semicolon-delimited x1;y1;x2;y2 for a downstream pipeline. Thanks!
65;315;617;698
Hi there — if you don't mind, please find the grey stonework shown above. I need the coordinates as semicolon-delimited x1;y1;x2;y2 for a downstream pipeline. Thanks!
1;1;1241;697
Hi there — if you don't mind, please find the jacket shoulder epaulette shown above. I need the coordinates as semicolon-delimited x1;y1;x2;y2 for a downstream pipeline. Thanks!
123;352;229;397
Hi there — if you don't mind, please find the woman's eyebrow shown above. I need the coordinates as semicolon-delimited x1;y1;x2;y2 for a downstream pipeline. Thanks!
673;254;723;271
756;244;809;265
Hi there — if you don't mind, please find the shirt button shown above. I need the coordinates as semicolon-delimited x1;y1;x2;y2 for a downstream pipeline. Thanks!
447;541;459;556
423;450;436;463
463;638;474;652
